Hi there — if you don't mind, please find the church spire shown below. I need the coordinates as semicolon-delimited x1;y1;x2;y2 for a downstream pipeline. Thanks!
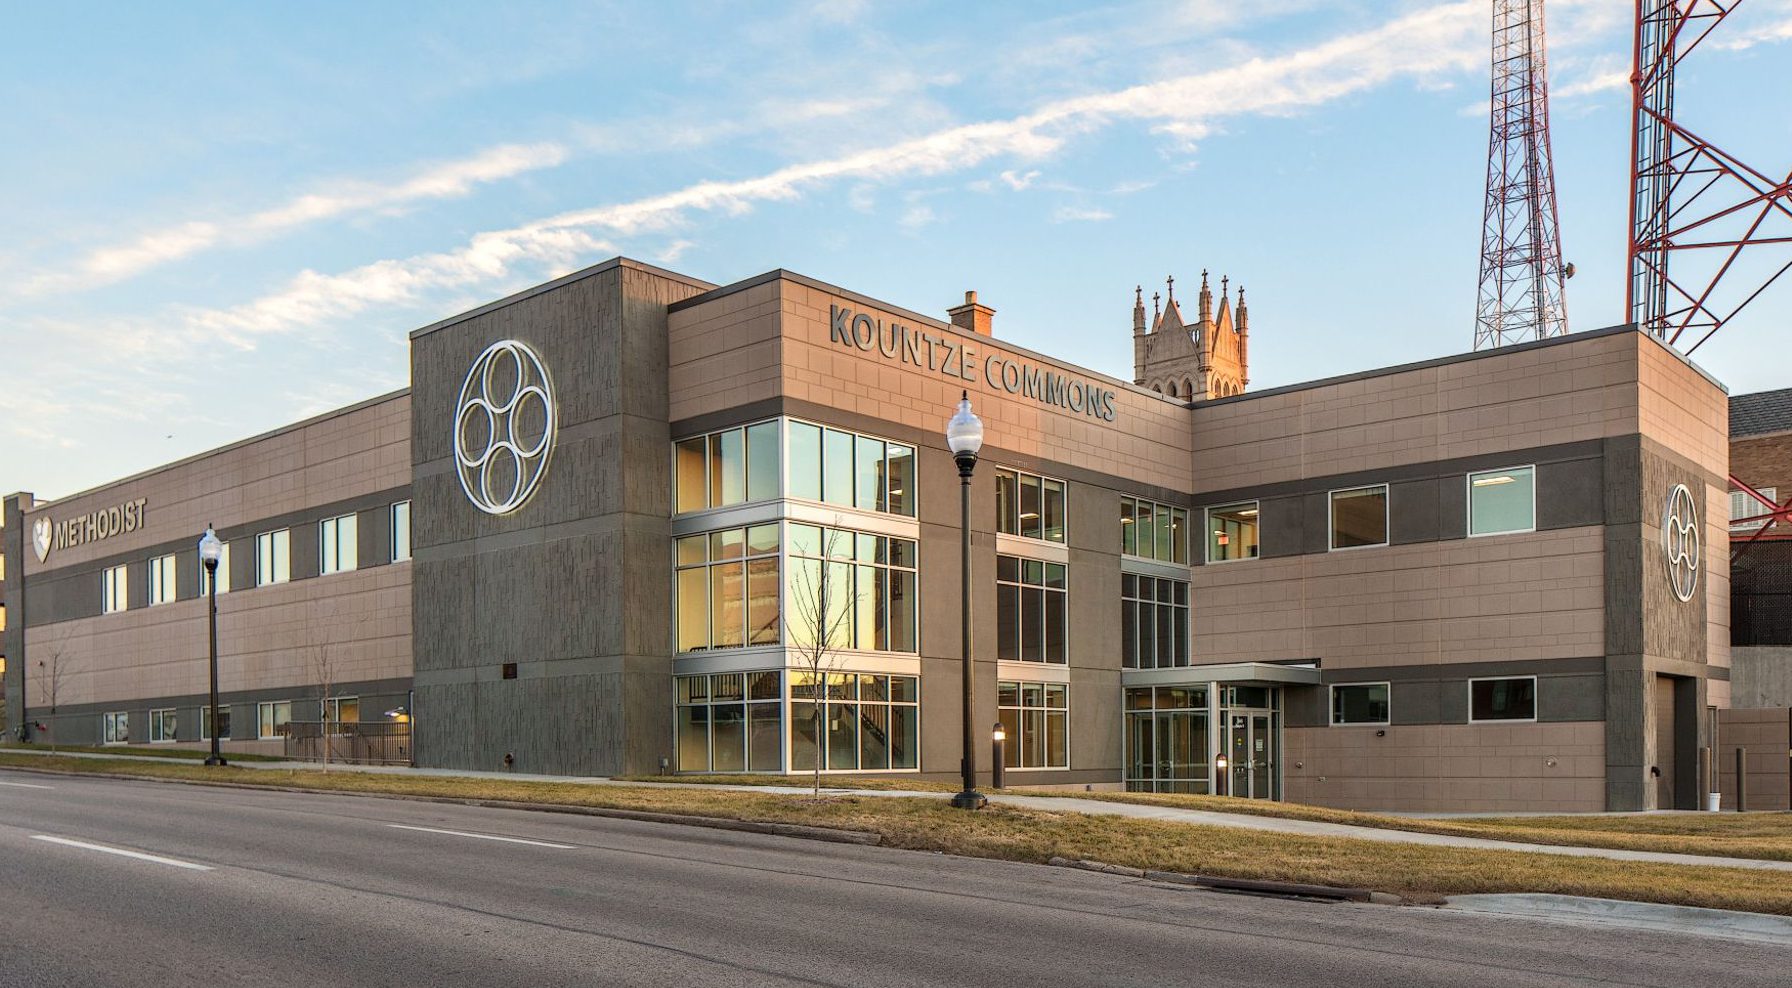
1132;285;1146;335
1198;269;1212;324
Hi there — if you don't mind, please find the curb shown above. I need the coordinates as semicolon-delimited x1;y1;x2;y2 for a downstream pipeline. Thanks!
0;763;883;847
1049;857;1398;904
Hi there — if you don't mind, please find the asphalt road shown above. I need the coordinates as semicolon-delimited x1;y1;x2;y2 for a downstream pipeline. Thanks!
0;769;1784;987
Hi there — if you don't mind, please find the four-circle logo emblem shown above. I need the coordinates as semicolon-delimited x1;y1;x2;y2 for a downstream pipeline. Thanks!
1660;483;1700;603
454;340;557;515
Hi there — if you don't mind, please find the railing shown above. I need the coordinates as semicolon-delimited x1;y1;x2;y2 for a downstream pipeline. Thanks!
282;721;413;766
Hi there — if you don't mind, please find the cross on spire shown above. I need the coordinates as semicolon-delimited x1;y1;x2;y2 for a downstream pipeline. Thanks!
1166;274;1175;303
1152;291;1160;319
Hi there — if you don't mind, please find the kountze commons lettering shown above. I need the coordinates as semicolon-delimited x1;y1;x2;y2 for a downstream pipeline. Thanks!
828;303;1118;422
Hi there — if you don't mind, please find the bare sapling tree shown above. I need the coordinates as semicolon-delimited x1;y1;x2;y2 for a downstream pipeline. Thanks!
309;603;370;773
782;524;860;798
34;636;75;754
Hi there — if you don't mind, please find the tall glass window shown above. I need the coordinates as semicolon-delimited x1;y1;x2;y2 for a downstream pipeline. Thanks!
1469;677;1537;722
790;672;919;772
146;554;177;605
674;524;782;652
1206;502;1260;562
320;514;358;575
391;501;413;562
256;529;291;586
103;711;129;744
1124;686;1209;793
150;708;177;742
1121;574;1189;669
1329;485;1388;550
785;524;918;653
995;469;1066;542
676;671;784;773
998;681;1069;769
1121;496;1187;563
1467;466;1535;536
996;555;1068;664
101;564;129;614
784;419;915;517
673;420;780;514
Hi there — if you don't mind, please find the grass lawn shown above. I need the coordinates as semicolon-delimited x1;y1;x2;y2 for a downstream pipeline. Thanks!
6;752;1791;916
0;743;288;763
620;774;1792;863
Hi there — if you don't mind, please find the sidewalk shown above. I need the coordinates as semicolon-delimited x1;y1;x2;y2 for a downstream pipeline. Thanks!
5;747;1787;873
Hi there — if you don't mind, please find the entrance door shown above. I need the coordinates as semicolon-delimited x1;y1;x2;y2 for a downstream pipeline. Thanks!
1225;712;1278;799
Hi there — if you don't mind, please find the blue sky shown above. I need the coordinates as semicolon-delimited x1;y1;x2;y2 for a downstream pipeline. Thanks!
3;1;1790;501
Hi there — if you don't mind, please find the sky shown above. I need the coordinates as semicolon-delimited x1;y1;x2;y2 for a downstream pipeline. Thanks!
3;1;1790;502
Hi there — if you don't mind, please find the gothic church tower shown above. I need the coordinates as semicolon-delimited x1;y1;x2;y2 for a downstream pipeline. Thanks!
1131;272;1249;400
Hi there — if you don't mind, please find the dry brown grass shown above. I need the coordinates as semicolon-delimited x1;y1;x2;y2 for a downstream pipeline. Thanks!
6;753;1791;915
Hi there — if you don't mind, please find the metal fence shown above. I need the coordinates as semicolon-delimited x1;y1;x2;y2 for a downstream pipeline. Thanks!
282;721;413;766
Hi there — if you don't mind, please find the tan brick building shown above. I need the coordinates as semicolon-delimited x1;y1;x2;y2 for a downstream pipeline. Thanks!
1;258;1735;812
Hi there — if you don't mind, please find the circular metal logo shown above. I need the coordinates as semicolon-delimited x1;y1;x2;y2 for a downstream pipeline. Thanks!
1661;483;1700;603
454;340;556;515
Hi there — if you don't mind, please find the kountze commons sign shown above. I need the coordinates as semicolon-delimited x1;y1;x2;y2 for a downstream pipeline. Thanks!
829;303;1119;423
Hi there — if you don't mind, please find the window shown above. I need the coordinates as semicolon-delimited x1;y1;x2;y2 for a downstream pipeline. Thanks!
1124;686;1209;793
1121;574;1189;669
1731;488;1777;531
323;696;359;734
146;554;177;605
996;555;1067;664
675;524;782;652
150;708;178;742
1206;502;1260;562
198;541;230;596
1331;683;1390;725
994;468;1067;542
1121;496;1187;563
674;421;781;513
998;681;1069;769
101;564;129;614
320;514;358;575
258;700;294;739
1469;677;1537;722
391;501;412;561
200;704;231;741
785;524;918;653
784;420;915;517
1468;466;1536;536
256;529;290;586
790;672;919;772
1329;485;1388;550
677;671;785;773
103;712;129;744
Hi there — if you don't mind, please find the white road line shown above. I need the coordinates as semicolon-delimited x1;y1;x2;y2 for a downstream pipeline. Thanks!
30;835;213;871
386;823;576;849
0;781;54;789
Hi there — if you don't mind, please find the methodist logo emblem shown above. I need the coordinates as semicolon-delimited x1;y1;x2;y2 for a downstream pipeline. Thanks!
31;516;52;562
454;339;557;515
1661;483;1700;603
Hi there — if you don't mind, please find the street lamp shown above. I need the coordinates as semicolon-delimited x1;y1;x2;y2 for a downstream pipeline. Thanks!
946;391;986;810
198;526;226;767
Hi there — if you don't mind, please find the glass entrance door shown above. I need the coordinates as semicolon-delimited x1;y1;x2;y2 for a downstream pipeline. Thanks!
1224;710;1278;799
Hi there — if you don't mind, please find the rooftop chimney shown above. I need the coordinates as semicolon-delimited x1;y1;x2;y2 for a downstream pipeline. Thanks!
947;290;995;337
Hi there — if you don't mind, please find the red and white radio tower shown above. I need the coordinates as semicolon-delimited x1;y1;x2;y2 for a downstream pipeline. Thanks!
1475;0;1571;351
1628;0;1792;354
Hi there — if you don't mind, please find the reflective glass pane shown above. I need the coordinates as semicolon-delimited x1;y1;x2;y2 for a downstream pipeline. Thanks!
790;701;819;771
827;703;859;770
711;429;745;507
673;441;706;512
855;564;880;650
677;569;709;651
749;671;781;700
1020;474;1042;539
1154;504;1171;562
890;676;918;703
1045;710;1068;767
860;703;890;770
784;557;824;650
788;422;822;501
1042;479;1066;543
1045;591;1066;664
676;536;707;566
710;528;744;560
1171;509;1188;564
711;704;746;772
999;709;1021;768
747;558;780;645
1469;467;1535;536
855;435;885;511
749;702;782;772
891;706;918;769
1330;487;1388;549
1121;499;1137;555
823;429;854;506
710;562;744;648
995;470;1019;535
1207;502;1260;562
1122;600;1138;668
888;570;916;653
886;445;914;516
747;524;780;555
825;561;853;649
888;538;915;569
1022;587;1044;661
745;422;779;503
788;523;821;557
677;705;710;772
996;583;1019;661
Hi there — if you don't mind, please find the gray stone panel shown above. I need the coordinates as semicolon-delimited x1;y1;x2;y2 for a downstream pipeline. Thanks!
360;503;392;567
1391;680;1442;725
1732;647;1792;707
1438;473;1467;540
1537;456;1604;529
1539;673;1606;721
1258;495;1305;559
1302;493;1330;555
1283;685;1326;728
290;521;320;581
1389;478;1440;545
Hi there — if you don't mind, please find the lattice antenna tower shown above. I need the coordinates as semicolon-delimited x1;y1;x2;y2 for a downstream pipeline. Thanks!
1475;0;1571;350
1629;0;1792;353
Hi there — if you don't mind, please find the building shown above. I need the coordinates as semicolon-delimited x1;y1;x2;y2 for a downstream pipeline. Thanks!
1;257;1734;812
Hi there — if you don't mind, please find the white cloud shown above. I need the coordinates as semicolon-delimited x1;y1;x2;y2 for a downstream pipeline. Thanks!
1001;169;1042;190
899;205;938;230
1053;205;1114;223
17;142;569;295
156;4;1488;347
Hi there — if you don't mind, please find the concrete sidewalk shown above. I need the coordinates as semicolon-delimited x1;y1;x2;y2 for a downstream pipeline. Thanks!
4;746;1787;873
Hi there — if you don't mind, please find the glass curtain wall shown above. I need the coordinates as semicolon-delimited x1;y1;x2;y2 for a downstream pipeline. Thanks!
676;672;784;773
1124;686;1209;792
789;673;919;772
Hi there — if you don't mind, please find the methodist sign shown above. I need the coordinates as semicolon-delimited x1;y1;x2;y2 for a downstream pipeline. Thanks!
829;303;1120;422
40;497;149;560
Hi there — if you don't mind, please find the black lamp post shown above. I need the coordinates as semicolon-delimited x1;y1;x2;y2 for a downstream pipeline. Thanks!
991;721;1007;790
946;391;987;810
198;526;227;767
